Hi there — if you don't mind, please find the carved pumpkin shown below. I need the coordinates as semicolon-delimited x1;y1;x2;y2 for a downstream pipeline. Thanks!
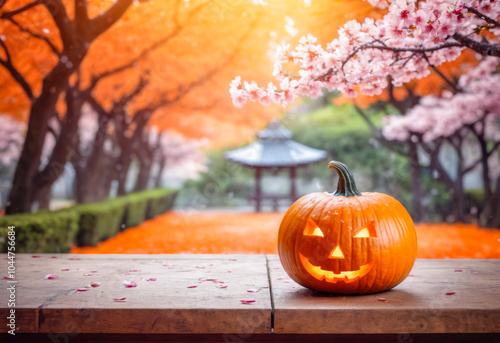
278;161;417;294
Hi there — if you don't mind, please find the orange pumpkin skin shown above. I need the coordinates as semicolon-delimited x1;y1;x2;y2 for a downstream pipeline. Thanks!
278;162;417;294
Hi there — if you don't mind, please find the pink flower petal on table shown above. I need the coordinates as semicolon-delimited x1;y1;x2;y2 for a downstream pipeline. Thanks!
76;288;88;292
195;266;205;269
90;271;98;273
114;297;126;302
89;281;101;287
32;255;41;258
60;268;70;271
216;285;228;289
241;300;256;304
247;288;261;293
4;276;12;280
51;256;58;258
124;280;137;288
377;298;387;302
408;274;414;277
146;278;156;282
445;292;456;295
44;274;59;280
187;285;197;288
277;277;285;280
454;269;463;272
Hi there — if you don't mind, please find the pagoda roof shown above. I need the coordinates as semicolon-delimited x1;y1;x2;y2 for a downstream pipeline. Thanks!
225;120;327;168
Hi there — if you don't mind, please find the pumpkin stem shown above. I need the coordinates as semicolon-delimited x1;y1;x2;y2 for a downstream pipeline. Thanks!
328;161;362;197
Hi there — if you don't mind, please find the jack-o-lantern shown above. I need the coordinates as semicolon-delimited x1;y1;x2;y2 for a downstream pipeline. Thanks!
278;161;417;294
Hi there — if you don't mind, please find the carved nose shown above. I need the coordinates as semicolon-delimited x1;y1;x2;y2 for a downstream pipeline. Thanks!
329;245;345;259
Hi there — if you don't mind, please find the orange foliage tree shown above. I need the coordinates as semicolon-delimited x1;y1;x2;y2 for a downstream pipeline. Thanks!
3;0;342;212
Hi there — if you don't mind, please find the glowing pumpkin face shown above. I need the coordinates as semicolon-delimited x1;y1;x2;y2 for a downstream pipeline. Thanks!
298;218;377;284
278;161;417;294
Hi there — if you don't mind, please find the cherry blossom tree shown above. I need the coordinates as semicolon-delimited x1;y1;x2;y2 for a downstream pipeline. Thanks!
383;57;500;226
231;0;499;106
231;0;500;225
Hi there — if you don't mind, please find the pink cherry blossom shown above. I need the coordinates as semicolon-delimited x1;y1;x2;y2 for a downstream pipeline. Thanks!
230;0;500;108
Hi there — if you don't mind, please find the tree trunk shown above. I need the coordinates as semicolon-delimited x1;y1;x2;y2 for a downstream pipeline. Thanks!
73;117;111;203
31;90;83;207
408;138;424;222
32;184;51;211
116;152;132;196
134;150;154;191
485;174;500;228
154;154;166;188
6;62;77;214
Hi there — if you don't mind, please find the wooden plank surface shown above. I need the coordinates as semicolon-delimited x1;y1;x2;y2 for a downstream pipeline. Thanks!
269;256;500;334
0;254;271;334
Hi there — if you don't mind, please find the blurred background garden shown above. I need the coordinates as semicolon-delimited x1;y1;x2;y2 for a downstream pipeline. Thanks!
0;0;499;257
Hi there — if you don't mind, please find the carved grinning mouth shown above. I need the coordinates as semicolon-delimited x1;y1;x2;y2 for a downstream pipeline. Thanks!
299;253;375;283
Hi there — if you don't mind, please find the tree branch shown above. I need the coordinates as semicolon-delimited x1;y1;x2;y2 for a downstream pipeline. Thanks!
424;55;461;93
74;0;89;36
43;0;77;52
464;4;500;27
86;0;133;42
88;0;210;89
0;0;42;19
5;17;60;56
452;32;500;57
0;39;34;100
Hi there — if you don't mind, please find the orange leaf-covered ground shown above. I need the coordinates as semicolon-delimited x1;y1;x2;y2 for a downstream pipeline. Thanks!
71;212;500;258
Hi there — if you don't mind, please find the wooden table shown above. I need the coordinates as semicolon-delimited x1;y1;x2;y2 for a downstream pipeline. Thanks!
1;254;499;342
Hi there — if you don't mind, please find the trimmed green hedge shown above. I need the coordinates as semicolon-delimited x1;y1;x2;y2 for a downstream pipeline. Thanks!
0;210;79;253
72;198;128;247
0;188;177;252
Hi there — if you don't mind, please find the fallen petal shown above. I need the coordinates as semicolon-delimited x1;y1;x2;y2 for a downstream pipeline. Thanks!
76;288;88;292
60;268;70;271
195;266;205;269
247;288;261;293
216;285;228;289
454;269;463;272
377;298;387;302
44;274;59;280
51;256;58;258
114;297;126;302
146;278;157;282
241;300;256;304
445;292;456;295
124;280;137;288
90;281;101;287
187;285;197;288
3;276;12;280
32;255;41;258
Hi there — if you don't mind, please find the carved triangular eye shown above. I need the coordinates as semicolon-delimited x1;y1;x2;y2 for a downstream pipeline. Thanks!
354;221;377;238
304;218;324;237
